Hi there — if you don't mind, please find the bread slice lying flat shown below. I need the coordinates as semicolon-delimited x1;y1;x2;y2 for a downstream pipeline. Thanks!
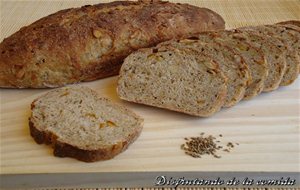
158;39;250;107
29;86;143;162
117;45;227;117
197;31;268;100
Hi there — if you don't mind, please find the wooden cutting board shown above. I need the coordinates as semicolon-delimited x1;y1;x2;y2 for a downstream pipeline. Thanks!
1;0;300;175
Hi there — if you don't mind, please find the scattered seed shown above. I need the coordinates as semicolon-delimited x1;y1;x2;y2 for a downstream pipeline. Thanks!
227;142;234;148
182;134;220;158
182;134;239;159
180;144;185;149
223;149;230;152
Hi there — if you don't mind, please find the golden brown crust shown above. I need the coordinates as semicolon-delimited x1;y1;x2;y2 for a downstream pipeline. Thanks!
277;20;300;27
0;0;225;88
29;116;142;162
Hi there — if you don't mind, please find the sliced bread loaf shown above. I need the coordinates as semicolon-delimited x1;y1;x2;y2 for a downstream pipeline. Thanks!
197;31;268;100
243;25;299;86
29;86;143;162
235;27;287;90
117;45;227;117
158;39;250;107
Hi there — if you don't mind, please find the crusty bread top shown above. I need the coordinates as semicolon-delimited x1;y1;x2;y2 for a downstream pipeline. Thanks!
277;20;300;27
0;0;225;88
30;86;143;150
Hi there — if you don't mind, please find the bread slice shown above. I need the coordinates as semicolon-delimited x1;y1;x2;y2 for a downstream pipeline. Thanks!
265;25;300;85
29;86;143;162
158;39;250;107
235;27;287;90
275;23;300;75
197;31;268;100
242;25;299;87
117;45;227;117
273;24;300;52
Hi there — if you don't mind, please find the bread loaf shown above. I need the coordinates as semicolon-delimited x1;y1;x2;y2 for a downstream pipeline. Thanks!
0;0;225;88
29;86;143;162
117;23;299;117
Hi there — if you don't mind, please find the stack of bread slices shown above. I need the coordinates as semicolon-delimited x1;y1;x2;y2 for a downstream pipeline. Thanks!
117;22;300;117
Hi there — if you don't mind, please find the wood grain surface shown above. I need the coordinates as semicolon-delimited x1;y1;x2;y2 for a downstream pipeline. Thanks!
0;0;300;174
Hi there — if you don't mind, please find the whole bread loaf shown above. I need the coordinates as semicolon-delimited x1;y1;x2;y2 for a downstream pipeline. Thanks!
0;0;225;88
